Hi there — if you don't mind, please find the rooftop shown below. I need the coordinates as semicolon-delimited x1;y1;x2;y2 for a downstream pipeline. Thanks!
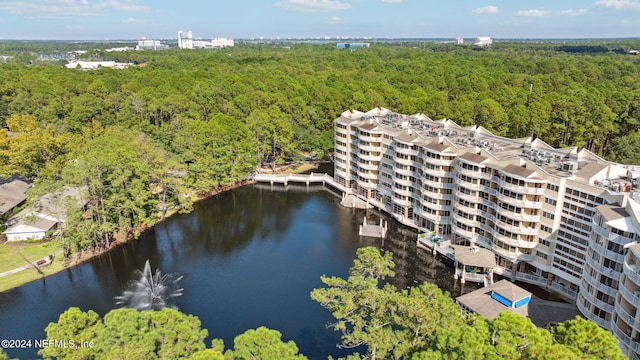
0;180;30;216
337;107;638;196
452;245;497;268
456;279;580;326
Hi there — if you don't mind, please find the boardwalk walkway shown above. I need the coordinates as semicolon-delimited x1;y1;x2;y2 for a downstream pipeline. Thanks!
254;172;335;186
253;172;352;195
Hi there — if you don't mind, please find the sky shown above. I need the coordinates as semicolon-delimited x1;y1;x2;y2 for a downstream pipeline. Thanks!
0;0;638;40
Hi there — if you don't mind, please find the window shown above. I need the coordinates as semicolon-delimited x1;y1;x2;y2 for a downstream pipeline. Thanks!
546;184;559;192
536;251;548;260
599;274;618;289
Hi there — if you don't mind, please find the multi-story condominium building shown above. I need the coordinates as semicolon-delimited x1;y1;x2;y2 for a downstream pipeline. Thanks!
334;107;640;358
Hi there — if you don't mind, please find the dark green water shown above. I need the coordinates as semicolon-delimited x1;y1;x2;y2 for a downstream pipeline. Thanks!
0;184;472;359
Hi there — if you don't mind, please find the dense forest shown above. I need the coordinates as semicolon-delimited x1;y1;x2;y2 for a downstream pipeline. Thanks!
1;40;640;252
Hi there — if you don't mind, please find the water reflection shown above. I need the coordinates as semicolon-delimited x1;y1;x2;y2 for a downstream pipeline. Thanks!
0;184;476;360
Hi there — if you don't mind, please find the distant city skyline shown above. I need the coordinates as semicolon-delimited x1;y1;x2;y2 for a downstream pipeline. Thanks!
0;0;638;40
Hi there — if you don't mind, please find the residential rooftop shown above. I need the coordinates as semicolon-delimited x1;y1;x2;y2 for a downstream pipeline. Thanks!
337;107;639;195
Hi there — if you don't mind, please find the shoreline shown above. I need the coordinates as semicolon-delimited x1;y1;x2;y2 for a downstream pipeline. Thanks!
69;179;256;265
0;179;255;293
0;161;325;293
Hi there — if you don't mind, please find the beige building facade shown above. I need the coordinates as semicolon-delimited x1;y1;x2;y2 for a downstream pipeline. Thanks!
334;108;640;358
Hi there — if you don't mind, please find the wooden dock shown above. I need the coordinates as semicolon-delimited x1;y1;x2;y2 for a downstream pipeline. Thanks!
359;217;387;238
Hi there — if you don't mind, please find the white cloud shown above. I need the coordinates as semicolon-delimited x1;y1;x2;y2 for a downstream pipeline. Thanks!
274;0;352;12
326;16;343;24
594;0;640;10
382;0;402;3
515;9;548;17
0;0;153;19
123;17;138;23
558;8;589;16
472;6;499;15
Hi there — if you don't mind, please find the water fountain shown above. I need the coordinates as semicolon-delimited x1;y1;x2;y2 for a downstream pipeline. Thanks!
115;260;183;311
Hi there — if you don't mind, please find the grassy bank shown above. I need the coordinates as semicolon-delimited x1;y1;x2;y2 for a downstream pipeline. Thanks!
0;240;65;293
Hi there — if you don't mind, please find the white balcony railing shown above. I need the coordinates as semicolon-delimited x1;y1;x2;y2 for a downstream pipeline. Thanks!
620;284;640;309
625;260;640;287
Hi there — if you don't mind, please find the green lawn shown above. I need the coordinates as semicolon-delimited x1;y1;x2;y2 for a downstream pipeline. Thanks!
0;240;65;292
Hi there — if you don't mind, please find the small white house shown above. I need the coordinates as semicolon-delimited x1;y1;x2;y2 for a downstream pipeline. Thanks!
2;186;87;242
2;211;58;242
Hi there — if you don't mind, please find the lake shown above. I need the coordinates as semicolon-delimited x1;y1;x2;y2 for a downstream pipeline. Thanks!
0;184;473;359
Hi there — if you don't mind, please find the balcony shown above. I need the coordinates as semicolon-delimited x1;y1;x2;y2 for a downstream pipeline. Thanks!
425;168;451;177
479;211;496;222
458;181;483;192
549;282;578;300
358;134;382;143
615;300;639;333
592;223;635;246
477;171;495;181
395;146;419;156
359;153;382;162
395;169;414;179
478;221;494;234
498;195;543;210
582;271;619;298
588;262;623;283
492;232;538;249
515;272;548;288
357;180;378;190
482;187;499;197
359;144;381;152
418;209;447;223
452;226;477;241
426;202;451;211
584;309;611;329
479;197;498;209
410;191;422;202
581;290;615;315
620;283;640;309
394;177;413;187
455;191;480;203
395;157;414;167
494;220;538;237
358;162;379;171
454;206;481;219
357;171;378;180
495;206;540;223
418;155;453;166
392;196;411;207
421;191;447;201
611;319;640;354
491;244;532;262
589;241;625;264
455;162;482;174
496;179;545;195
474;235;493;249
421;178;442;189
626;260;640;287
